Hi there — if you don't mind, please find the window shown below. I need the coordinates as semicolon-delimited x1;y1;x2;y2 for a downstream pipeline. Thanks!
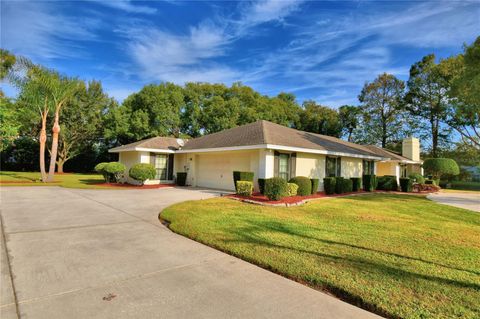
400;164;407;178
278;153;290;180
326;156;341;177
363;160;375;175
154;154;168;180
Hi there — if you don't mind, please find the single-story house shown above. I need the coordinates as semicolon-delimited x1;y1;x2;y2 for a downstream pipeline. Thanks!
109;120;423;191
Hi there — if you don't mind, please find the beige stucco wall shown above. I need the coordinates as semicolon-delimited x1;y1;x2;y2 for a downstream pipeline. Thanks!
341;157;363;179
376;161;397;176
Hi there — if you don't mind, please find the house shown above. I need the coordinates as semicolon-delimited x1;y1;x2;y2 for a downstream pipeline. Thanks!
109;120;423;191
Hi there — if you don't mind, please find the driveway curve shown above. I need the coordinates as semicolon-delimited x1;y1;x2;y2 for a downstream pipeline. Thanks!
0;186;379;319
427;191;480;212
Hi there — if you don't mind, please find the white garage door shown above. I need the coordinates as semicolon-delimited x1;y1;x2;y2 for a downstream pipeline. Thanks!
196;152;254;190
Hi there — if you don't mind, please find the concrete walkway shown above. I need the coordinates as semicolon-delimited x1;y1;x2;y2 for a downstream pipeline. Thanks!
428;191;480;212
0;186;380;319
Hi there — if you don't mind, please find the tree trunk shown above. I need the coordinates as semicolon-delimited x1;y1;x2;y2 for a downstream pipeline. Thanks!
39;111;48;182
47;111;61;182
57;161;64;174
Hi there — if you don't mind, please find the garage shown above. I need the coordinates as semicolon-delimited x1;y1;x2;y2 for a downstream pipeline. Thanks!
195;150;259;191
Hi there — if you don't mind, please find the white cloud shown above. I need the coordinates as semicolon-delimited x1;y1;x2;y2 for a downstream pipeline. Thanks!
94;0;157;14
1;1;99;60
122;0;304;84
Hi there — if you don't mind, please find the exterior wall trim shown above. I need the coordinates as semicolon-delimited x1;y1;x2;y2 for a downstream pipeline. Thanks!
109;147;175;153
265;144;388;161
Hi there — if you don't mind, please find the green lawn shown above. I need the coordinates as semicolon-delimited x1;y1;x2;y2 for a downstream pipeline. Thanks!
0;171;109;189
162;194;480;319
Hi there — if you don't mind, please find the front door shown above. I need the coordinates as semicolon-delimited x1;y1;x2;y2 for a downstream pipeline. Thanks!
154;154;168;180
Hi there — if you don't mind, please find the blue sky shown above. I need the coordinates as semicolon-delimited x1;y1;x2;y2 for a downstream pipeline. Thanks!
1;0;479;106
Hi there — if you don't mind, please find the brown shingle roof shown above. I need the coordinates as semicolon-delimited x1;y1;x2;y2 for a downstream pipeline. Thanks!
182;120;385;158
109;137;183;152
364;145;420;163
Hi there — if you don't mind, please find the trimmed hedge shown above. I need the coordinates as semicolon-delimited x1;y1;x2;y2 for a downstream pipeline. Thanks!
102;162;126;183
350;177;362;192
342;179;353;193
258;178;266;194
363;174;376;192
176;172;187;186
377;175;398;191
310;178;319;194
129;163;156;184
423;158;460;179
335;177;344;194
323;177;336;195
289;176;312;196
236;181;253;196
408;173;425;184
233;171;254;191
264;177;288;201
94;162;109;182
287;183;299;196
400;178;412;192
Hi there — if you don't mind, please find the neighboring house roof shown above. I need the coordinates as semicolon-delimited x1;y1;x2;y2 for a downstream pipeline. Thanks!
181;120;383;158
109;137;184;153
363;145;422;164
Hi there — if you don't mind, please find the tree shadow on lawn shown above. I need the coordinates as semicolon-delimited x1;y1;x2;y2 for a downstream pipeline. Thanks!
80;179;106;185
223;219;480;289
0;171;39;182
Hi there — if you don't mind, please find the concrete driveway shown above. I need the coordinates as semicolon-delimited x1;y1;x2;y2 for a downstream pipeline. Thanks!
428;191;480;212
1;186;379;319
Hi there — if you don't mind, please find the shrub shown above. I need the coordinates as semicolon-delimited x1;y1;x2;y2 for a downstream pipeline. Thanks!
258;178;266;194
94;162;109;182
425;179;434;185
129;163;156;184
287;183;299;196
423;158;460;180
310;178;319;194
342;179;353;193
176;172;187;186
399;178;413;192
104;162;126;183
233;171;254;191
350;177;362;192
377;175;398;191
408;173;425;184
236;181;253;196
264;177;288;201
335;177;344;194
323;177;336;195
289;176;312;196
363;174;376;192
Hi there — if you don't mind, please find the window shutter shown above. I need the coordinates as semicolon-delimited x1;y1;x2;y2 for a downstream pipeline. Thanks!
150;152;155;165
336;157;342;177
290;153;296;178
274;151;280;177
168;154;174;180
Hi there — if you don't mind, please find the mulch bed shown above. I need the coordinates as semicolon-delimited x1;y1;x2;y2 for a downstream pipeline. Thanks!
227;189;437;206
96;183;175;189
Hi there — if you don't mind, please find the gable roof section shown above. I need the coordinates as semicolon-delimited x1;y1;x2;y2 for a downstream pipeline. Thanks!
109;137;183;153
181;120;386;159
363;145;422;163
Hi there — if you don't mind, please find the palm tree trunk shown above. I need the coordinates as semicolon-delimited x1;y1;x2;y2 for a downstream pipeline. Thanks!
47;111;60;182
39;111;48;182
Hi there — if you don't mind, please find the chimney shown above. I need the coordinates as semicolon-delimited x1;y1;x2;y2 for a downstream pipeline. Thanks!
402;137;420;161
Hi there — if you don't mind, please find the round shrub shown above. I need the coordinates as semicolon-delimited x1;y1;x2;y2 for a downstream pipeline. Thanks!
289;176;312;196
236;181;253;196
377;175;398;191
129;163;156;184
94;162;109;182
287;183;299;196
233;171;254;191
104;162;126;183
323;177;336;195
264;177;288;201
423;158;459;179
408;173;425;184
310;178;319;194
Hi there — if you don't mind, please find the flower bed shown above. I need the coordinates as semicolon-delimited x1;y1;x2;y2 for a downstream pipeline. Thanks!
228;191;369;206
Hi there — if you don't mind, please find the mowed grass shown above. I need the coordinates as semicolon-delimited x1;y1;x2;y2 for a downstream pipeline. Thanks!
162;194;480;319
0;171;108;189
